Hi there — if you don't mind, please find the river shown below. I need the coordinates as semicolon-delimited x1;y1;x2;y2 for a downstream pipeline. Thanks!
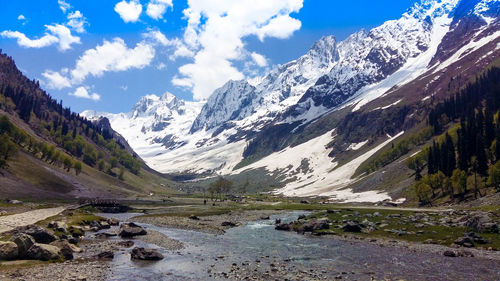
95;212;500;281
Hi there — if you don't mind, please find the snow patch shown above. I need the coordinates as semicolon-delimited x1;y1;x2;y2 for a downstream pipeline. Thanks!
244;131;405;203
347;140;369;151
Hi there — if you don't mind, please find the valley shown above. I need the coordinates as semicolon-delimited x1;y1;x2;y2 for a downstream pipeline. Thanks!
0;0;499;280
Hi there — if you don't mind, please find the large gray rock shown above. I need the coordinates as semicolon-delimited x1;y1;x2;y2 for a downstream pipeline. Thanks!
21;225;57;244
0;241;18;260
26;243;61;261
50;240;81;260
119;223;147;238
464;213;493;232
342;221;363;232
130;247;163;261
9;233;35;258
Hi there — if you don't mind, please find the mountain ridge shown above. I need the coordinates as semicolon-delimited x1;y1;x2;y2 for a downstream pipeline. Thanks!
83;0;500;202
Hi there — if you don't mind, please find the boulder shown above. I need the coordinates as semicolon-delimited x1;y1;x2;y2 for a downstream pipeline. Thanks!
26;243;61;261
21;225;57;244
342;221;363;233
107;218;120;226
99;222;111;229
275;223;291;231
96;251;114;260
69;225;85;238
260;215;270;220
189;215;200;220
443;250;457;257
0;241;18;260
298;220;329;233
131;247;164;261
221;221;237;227
119;223;147;238
454;236;474;247
117;241;135;248
50;239;82;254
464;213;494;232
9;233;35;258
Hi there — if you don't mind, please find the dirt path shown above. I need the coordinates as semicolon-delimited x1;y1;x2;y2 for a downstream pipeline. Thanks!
0;206;67;234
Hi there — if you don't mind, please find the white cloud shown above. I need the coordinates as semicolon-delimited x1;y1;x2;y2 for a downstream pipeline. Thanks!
70;86;100;101
45;24;81;51
251;52;267;67
67;11;87;33
1;30;57;48
143;30;175;46
58;0;71;13
171;0;303;100
146;0;173;20
17;15;25;20
42;70;71;89
115;0;143;23
1;24;79;51
42;38;155;90
120;85;128;91
70;38;155;84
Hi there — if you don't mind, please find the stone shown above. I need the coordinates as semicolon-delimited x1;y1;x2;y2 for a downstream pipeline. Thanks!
96;251;114;260
189;215;200;220
69;226;85;238
21;225;57;244
0;241;18;260
300;200;310;204
260;216;270;220
130;247;164;261
9;233;34;258
107;218;120;226
117;241;135;248
26;243;61;261
443;250;457;257
221;221;237;227
50;239;82;255
342;221;362;233
275;223;291;231
464;213;493;232
298;220;329;233
119;223;147;238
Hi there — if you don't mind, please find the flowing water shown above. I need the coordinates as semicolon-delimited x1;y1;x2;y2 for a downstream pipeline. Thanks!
95;212;500;281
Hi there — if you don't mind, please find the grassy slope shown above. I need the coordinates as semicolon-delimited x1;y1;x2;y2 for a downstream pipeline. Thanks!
0;110;181;201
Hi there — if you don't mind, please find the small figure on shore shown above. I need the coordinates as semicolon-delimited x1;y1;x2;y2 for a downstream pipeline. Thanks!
204;199;207;205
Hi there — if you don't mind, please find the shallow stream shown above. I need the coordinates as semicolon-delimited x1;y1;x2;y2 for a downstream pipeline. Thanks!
95;212;500;281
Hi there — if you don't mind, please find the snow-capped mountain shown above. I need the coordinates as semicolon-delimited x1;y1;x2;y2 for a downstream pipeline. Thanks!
190;35;339;133
82;92;204;158
83;0;500;202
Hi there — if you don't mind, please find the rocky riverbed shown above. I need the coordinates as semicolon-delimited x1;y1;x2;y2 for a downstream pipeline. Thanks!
1;207;499;280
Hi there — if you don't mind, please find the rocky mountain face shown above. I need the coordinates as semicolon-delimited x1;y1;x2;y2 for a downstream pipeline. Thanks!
84;0;500;202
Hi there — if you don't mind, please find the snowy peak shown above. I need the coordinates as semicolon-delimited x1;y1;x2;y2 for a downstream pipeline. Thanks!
191;80;256;132
190;35;339;134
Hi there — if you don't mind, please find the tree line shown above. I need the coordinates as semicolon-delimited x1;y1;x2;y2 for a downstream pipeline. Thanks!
408;67;500;204
0;52;141;177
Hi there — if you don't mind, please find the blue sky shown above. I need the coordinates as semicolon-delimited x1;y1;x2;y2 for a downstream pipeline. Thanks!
0;0;418;113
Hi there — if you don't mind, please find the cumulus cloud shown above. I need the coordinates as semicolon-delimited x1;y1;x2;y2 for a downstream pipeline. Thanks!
43;38;155;89
146;0;173;20
1;24;80;51
251;52;267;67
70;86;100;101
115;0;143;23
1;30;57;48
171;0;303;100
67;11;87;33
17;14;26;20
42;70;71;89
58;0;71;13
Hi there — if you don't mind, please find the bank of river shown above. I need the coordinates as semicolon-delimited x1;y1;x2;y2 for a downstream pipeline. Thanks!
96;212;500;281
